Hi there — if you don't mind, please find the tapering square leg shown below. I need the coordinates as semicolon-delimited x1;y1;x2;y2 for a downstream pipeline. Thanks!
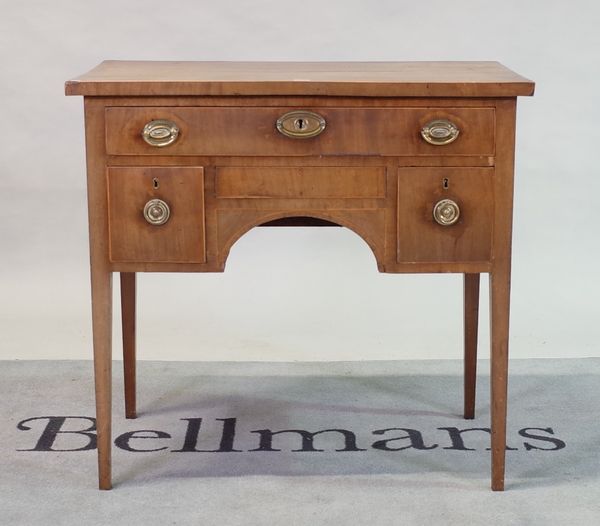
91;268;113;490
463;273;480;419
490;268;510;491
120;272;137;419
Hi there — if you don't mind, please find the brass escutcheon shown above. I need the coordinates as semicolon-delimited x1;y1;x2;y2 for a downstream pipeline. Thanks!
433;199;460;226
276;110;326;139
142;119;180;147
143;199;170;225
421;119;460;145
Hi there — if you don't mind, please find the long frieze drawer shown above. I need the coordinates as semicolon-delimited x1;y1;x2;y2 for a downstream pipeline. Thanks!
107;166;206;263
397;167;494;263
105;106;495;156
215;166;386;199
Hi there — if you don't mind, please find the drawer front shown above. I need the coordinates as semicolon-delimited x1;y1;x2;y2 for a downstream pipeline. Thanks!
397;168;493;263
215;166;386;199
105;106;495;156
107;166;206;263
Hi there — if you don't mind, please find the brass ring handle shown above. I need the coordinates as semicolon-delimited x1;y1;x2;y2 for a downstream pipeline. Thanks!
433;199;460;226
276;110;326;139
143;199;170;225
142;119;180;147
421;119;460;145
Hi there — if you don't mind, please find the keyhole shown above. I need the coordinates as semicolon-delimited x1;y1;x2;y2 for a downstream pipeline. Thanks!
295;118;306;130
443;178;449;189
153;178;160;189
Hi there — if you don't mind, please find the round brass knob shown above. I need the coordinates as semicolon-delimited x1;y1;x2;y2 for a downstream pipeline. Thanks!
142;119;180;147
433;199;460;226
143;199;170;226
421;119;460;145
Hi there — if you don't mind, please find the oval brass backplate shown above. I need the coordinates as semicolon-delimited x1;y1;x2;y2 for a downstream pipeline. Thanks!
421;119;460;146
142;119;180;147
276;110;326;139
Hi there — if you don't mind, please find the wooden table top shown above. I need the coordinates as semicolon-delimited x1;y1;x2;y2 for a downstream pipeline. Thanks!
65;61;535;98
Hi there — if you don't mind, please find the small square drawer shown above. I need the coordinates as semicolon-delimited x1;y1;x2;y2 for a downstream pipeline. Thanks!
397;168;493;263
107;166;206;263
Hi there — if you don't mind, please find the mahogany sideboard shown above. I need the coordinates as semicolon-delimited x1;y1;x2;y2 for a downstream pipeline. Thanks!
65;61;534;490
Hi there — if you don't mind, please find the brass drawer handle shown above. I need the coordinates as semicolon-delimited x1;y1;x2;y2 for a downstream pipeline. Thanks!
276;110;326;139
143;199;170;225
142;119;180;147
433;199;460;226
421;119;460;145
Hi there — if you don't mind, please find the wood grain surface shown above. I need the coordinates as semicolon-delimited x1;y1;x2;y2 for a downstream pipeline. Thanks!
66;61;534;97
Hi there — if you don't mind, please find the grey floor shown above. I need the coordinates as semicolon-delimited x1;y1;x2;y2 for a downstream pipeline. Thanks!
1;358;599;525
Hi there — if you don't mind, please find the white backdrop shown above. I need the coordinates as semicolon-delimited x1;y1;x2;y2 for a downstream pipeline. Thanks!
1;0;598;361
